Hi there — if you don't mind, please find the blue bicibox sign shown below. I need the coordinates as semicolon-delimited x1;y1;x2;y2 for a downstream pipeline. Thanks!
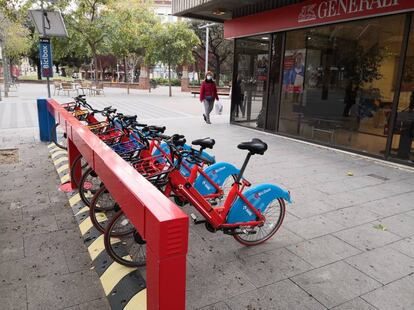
39;38;53;78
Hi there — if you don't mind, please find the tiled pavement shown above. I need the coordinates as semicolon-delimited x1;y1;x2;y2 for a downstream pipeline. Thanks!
1;84;414;309
0;129;111;310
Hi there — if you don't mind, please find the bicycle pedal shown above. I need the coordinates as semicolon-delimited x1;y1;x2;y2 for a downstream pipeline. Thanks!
190;213;206;225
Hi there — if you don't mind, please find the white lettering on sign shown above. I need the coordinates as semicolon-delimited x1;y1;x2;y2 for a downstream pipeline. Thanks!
42;45;49;69
299;0;399;22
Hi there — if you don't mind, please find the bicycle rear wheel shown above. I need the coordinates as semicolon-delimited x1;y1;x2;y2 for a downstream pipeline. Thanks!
70;155;89;188
79;167;103;207
90;185;121;234
51;123;67;150
104;211;146;267
233;198;285;246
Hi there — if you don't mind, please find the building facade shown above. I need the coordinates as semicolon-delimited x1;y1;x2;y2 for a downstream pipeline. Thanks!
174;0;414;166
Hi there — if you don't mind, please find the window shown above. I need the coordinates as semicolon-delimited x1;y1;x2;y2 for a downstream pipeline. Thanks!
390;14;414;162
279;14;405;156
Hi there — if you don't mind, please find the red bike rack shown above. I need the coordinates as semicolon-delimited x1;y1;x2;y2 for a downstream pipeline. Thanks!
46;99;189;310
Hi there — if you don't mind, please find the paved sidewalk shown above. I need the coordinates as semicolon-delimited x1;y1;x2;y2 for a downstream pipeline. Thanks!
1;84;414;309
0;129;110;310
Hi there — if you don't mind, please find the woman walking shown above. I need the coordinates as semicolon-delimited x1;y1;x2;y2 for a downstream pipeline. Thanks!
200;71;219;124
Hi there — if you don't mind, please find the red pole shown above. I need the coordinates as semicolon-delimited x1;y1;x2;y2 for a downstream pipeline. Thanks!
146;214;188;310
67;135;81;189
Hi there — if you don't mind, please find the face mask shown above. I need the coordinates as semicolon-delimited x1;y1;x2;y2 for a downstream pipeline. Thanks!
206;76;212;80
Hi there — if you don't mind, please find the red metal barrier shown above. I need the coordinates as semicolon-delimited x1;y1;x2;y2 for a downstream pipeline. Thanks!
47;99;189;310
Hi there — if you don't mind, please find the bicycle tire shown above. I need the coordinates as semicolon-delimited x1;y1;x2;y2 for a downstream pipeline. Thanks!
79;167;103;207
233;198;286;246
90;185;121;234
51;123;67;150
70;155;89;188
104;211;146;267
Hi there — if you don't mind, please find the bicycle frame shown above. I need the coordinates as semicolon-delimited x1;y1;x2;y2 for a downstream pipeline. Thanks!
168;169;265;230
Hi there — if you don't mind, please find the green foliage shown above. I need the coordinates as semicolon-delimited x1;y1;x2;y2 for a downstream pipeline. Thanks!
67;0;111;70
144;22;199;68
155;77;181;86
105;0;158;58
0;13;31;62
143;21;199;95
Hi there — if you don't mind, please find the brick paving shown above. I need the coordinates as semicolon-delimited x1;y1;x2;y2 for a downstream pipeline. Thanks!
1;84;414;310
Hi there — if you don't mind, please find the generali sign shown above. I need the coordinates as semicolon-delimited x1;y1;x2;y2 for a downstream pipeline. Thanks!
224;0;414;39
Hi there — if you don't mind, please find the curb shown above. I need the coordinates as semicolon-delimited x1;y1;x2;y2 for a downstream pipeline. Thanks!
48;143;147;310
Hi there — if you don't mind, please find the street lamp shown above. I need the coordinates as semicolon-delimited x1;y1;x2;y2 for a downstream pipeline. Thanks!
198;23;216;75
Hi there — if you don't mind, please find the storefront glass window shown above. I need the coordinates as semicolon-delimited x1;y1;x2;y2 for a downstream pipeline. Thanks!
390;15;414;162
232;35;270;128
279;14;405;156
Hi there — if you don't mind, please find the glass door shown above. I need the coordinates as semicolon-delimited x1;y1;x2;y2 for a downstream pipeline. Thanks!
232;35;271;129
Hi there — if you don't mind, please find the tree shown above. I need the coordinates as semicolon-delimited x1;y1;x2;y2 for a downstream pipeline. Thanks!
190;21;233;84
105;0;158;83
336;41;384;117
67;0;111;81
144;22;200;96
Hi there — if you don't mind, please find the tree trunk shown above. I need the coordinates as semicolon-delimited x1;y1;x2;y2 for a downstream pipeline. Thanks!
214;57;221;85
168;63;172;97
124;57;127;83
93;52;98;82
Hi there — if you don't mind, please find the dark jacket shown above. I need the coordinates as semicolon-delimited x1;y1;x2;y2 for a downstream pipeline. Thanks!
200;80;219;102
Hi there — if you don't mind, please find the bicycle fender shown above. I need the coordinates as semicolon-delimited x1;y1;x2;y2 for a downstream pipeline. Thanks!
194;162;240;195
226;183;291;224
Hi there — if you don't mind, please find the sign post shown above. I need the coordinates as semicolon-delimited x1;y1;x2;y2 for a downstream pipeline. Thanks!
29;1;68;98
39;38;53;97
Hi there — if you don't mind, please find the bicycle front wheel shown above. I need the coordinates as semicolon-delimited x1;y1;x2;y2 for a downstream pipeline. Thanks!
90;185;121;234
233;198;285;246
51;123;67;150
70;155;89;188
79;167;103;207
104;211;146;267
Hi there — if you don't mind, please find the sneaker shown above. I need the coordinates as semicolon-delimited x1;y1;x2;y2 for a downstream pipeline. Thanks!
206;120;211;124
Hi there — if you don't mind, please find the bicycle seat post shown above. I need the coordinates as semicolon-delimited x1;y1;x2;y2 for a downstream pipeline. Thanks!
236;152;252;183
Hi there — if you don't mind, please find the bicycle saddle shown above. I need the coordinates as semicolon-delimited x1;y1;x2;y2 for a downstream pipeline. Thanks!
192;137;215;149
237;138;268;155
148;125;166;133
122;115;137;122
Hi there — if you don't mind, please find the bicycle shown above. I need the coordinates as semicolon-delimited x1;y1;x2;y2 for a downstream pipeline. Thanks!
103;138;291;267
89;136;228;234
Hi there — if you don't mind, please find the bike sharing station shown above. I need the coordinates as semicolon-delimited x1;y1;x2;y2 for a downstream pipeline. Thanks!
37;94;291;309
33;5;292;310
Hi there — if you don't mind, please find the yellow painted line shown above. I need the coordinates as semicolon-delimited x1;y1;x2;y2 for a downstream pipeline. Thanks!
100;260;137;295
75;206;89;216
124;289;147;310
79;217;94;236
53;156;68;166
95;212;108;222
57;164;69;173
87;234;120;261
49;146;62;153
51;150;67;159
69;193;81;207
61;174;70;184
87;235;106;261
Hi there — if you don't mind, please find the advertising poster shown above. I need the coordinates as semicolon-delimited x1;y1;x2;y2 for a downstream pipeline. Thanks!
283;49;306;94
